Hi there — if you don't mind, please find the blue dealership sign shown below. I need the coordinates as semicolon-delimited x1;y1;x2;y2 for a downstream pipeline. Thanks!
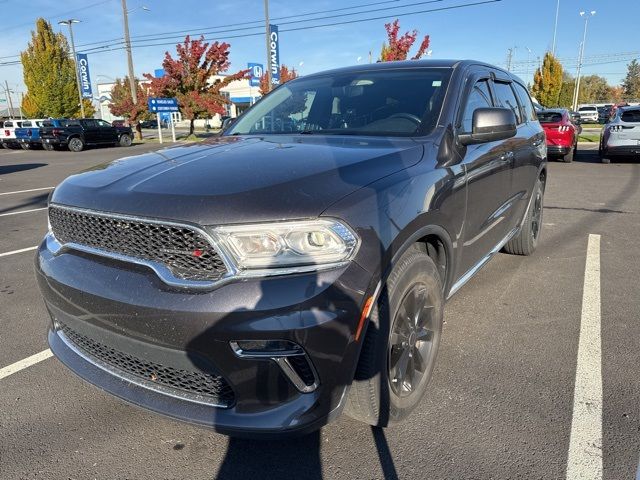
248;62;263;87
148;97;179;112
269;24;280;85
76;53;93;98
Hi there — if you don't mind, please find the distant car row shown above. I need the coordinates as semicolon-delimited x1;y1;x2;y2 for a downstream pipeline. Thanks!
538;105;640;163
1;118;134;152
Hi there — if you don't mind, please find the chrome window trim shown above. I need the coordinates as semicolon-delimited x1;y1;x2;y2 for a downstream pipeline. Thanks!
57;328;232;408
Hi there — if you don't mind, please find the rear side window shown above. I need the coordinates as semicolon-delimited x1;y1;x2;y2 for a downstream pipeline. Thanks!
513;82;537;122
461;79;493;132
493;81;522;125
22;121;32;127
621;110;640;123
538;112;563;123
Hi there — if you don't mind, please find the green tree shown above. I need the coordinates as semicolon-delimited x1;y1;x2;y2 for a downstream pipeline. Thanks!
557;72;575;108
531;52;563;107
20;18;83;118
578;75;612;104
622;59;640;99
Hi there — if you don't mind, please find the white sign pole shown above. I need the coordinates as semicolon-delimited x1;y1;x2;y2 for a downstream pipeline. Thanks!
170;114;176;142
157;113;163;144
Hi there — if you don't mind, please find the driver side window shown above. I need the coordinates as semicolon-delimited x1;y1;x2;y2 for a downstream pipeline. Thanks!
462;80;492;132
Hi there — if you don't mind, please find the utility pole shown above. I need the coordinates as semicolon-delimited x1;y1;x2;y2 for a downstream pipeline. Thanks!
264;0;272;93
4;80;15;117
59;19;85;118
506;48;514;71
572;10;596;111
121;0;137;103
552;0;560;56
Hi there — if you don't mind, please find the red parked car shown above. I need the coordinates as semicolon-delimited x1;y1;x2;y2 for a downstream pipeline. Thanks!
539;109;578;162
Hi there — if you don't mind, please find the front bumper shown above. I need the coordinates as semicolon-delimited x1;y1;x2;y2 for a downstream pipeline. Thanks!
35;236;373;437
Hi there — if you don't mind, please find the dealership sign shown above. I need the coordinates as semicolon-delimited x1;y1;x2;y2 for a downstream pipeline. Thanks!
147;97;179;112
248;63;263;87
269;24;280;85
76;53;93;98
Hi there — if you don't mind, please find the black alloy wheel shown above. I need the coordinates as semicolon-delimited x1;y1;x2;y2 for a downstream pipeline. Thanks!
388;283;437;398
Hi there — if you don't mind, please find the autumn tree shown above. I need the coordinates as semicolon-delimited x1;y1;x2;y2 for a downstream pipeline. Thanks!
21;18;82;118
622;59;640;99
109;77;152;139
379;19;430;62
144;36;248;135
258;64;298;95
532;52;563;107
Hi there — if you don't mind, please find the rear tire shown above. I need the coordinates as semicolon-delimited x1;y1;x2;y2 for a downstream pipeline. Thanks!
68;137;84;152
42;143;54;151
563;147;574;163
118;134;132;147
344;245;444;427
19;143;31;150
503;176;545;256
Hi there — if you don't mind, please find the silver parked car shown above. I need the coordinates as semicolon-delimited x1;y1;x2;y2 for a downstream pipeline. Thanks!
600;106;640;163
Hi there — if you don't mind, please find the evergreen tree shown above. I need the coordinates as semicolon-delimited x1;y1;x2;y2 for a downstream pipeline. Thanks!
21;18;83;118
622;59;640;99
531;52;563;107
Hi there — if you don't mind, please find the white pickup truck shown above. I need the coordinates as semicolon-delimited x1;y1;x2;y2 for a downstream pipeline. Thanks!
1;119;23;149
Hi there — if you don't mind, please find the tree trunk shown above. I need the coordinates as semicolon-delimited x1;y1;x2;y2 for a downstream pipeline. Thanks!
189;118;195;136
135;122;143;140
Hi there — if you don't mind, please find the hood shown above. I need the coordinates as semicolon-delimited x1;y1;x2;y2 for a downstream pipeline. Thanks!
51;135;425;225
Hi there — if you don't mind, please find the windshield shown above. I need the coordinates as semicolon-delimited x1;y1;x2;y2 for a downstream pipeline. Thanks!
227;67;451;137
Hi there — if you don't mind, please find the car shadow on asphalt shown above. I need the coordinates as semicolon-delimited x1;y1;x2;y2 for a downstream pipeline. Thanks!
0;193;49;214
0;163;48;175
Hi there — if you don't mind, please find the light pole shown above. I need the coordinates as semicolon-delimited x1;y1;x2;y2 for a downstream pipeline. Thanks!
552;0;560;55
120;0;140;104
3;80;15;117
59;19;85;118
525;47;532;83
572;10;596;111
263;0;272;93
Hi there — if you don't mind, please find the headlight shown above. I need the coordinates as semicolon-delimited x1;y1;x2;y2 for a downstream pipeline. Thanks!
210;219;359;273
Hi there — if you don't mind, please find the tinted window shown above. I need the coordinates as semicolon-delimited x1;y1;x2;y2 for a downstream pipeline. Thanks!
228;68;452;136
621;110;640;123
538;112;563;123
493;81;522;124
513;82;537;122
461;80;492;132
21;121;32;127
579;107;597;112
81;119;98;128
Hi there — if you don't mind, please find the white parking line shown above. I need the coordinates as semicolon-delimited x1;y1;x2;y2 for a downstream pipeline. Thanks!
0;246;38;257
0;349;53;380
0;207;47;217
0;187;54;196
566;234;602;480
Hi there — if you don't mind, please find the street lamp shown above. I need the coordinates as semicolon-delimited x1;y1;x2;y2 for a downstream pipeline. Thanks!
525;47;532;83
572;10;596;111
552;0;560;55
59;19;85;117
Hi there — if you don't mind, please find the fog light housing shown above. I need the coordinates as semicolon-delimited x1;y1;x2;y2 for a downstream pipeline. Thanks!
230;339;302;356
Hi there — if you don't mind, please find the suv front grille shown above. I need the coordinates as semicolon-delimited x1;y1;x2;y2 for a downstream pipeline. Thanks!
48;206;227;283
60;324;235;407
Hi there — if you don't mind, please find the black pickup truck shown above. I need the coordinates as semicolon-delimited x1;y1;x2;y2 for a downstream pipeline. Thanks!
40;118;134;152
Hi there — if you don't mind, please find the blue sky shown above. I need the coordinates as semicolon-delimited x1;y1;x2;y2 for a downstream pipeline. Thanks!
1;0;639;102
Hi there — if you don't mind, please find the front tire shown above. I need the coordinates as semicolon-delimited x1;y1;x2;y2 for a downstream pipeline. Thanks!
503;176;545;255
68;137;84;152
42;143;55;151
344;245;444;427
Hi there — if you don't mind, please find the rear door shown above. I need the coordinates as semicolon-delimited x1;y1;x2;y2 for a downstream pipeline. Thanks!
456;71;515;275
96;119;118;143
80;119;100;143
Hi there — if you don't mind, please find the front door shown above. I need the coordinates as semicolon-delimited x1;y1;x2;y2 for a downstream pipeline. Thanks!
457;77;515;275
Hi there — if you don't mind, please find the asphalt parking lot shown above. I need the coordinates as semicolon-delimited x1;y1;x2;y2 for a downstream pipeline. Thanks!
1;143;639;479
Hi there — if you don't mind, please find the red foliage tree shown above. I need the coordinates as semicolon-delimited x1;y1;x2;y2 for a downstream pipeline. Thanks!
379;20;430;62
144;36;248;135
108;76;152;139
258;64;299;95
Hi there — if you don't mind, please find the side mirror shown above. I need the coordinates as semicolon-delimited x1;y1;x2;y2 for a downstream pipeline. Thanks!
458;107;517;146
222;117;235;130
